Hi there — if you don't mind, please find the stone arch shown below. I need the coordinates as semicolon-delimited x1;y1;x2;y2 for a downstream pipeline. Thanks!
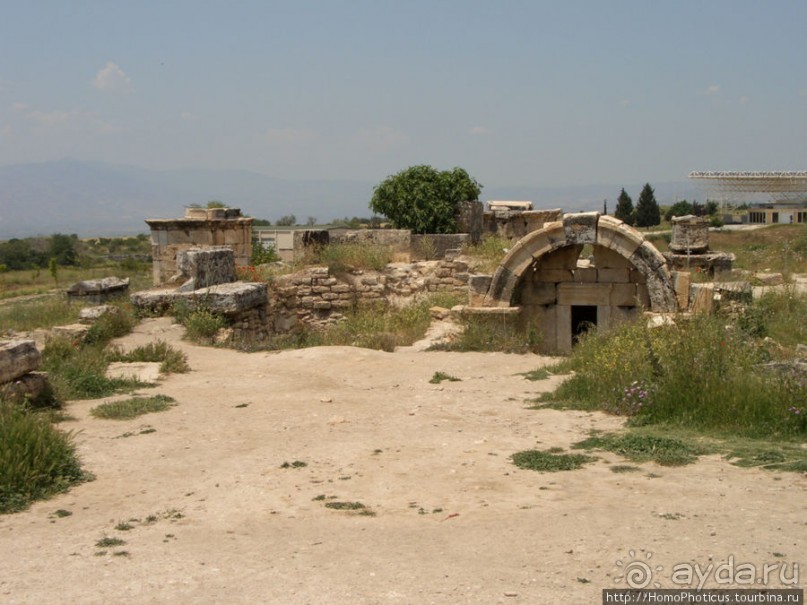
483;212;677;312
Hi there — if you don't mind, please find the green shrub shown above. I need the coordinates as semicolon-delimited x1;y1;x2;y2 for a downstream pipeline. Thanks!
182;309;228;343
42;337;143;401
84;305;136;345
544;314;807;439
0;401;88;513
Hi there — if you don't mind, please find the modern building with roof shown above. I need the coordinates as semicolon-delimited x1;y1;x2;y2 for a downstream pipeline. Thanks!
689;171;807;224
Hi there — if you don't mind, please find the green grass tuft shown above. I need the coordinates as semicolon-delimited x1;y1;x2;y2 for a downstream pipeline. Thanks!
90;395;176;420
573;432;703;466
109;340;190;374
0;401;89;514
511;449;595;472
429;371;461;384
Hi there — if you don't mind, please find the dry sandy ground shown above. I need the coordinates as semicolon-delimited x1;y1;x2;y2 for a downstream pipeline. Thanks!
1;318;805;604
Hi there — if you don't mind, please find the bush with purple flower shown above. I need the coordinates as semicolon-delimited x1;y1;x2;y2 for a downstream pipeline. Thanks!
609;380;653;416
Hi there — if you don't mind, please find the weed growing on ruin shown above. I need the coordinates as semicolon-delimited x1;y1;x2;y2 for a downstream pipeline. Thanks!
90;394;176;420
461;234;511;273
511;449;595;472
315;243;393;273
0;401;89;513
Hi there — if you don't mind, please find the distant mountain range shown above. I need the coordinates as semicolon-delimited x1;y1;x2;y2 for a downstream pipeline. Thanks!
0;159;703;239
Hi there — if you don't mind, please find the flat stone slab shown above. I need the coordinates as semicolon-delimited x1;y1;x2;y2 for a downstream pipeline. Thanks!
131;282;268;315
106;362;162;383
66;276;130;298
0;339;41;384
51;323;91;342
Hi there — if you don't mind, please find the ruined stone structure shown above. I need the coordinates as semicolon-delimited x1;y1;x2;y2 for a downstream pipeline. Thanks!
483;206;563;240
482;212;677;353
663;215;734;277
145;207;253;286
266;256;471;334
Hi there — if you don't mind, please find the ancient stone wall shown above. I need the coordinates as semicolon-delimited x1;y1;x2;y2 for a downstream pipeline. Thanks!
483;208;563;240
263;259;471;334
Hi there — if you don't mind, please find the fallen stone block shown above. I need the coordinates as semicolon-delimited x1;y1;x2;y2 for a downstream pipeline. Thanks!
66;276;130;303
0;371;53;406
79;304;116;324
51;324;91;343
0;339;42;384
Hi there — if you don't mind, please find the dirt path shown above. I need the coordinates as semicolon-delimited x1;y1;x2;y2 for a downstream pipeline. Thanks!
0;318;804;604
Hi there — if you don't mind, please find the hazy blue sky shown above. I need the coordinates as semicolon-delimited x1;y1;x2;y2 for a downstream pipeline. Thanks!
1;0;805;188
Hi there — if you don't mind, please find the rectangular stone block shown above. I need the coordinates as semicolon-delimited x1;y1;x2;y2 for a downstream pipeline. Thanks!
557;283;613;306
672;271;691;312
536;305;557;353
628;269;646;284
538;245;582;269
563;212;599;244
610;283;639;306
534;268;575;283
521;282;557;305
593;246;631;269
572;267;598;283
637;285;651;308
556;304;572;353
597;268;630;283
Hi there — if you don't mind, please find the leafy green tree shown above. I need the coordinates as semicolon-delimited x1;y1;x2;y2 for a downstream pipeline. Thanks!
207;200;227;208
635;183;661;228
665;200;695;222
48;234;78;266
275;215;296;227
614;188;635;225
369;165;482;234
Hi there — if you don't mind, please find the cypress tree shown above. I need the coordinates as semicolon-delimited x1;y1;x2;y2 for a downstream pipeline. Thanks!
614;188;635;225
635;183;661;227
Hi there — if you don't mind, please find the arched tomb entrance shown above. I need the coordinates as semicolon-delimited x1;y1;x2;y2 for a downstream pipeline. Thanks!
483;212;677;353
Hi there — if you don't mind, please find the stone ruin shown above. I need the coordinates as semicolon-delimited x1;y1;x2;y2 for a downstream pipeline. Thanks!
131;247;267;331
663;215;734;277
130;205;752;354
66;276;130;303
145;207;253;286
0;339;50;406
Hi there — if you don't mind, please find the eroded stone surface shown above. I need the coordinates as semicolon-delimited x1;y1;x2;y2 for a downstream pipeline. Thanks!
0;339;41;384
66;277;130;302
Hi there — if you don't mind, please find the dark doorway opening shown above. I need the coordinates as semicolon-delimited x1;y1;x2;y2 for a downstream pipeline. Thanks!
572;305;597;344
